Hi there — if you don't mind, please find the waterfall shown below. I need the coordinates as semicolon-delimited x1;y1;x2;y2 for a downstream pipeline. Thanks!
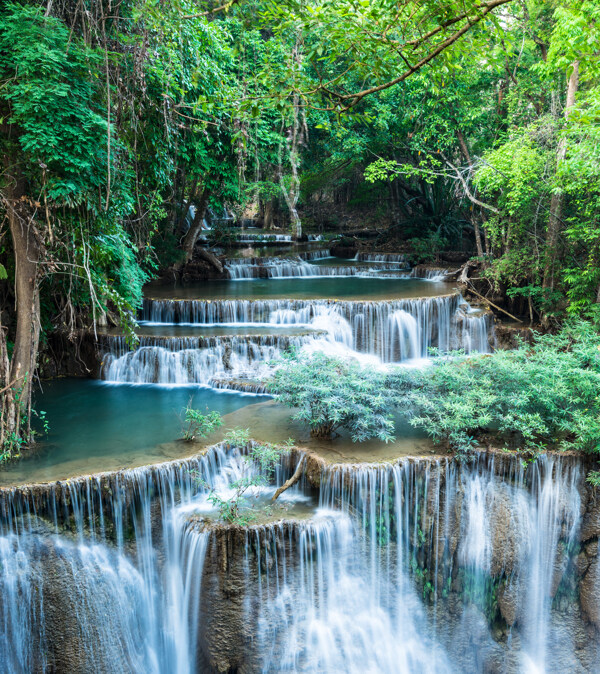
315;454;585;672
99;334;318;385
298;249;332;261
0;444;237;673
224;257;402;279
252;511;451;673
409;267;449;281
520;459;582;673
354;252;409;265
237;233;293;242
0;448;594;672
141;295;493;361
385;310;420;361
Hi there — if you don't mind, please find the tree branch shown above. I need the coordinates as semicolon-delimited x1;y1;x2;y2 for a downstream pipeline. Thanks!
326;0;515;110
272;456;305;502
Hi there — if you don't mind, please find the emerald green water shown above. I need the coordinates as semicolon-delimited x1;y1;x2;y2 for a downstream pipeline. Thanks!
0;379;268;487
1;377;433;487
146;277;451;301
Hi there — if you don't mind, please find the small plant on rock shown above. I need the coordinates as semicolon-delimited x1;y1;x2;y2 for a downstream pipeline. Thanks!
180;402;223;442
202;440;290;525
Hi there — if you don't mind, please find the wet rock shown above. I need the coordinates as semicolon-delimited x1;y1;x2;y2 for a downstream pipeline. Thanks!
493;324;534;351
330;243;357;258
488;484;527;576
497;579;520;627
580;487;600;542
580;544;600;629
448;605;506;673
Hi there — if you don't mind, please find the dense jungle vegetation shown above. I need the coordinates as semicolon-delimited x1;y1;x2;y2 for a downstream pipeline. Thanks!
1;0;599;459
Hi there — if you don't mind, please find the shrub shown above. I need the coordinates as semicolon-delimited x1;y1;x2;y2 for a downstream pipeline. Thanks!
388;322;600;458
181;404;223;441
268;352;396;442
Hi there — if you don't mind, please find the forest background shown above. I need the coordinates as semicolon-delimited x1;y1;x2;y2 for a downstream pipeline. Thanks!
1;0;599;454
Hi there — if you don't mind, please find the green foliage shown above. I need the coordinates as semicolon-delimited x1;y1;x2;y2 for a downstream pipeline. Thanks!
201;440;288;525
181;405;223;442
269;351;396;442
407;233;447;264
587;471;600;488
224;427;251;445
389;323;600;458
206;221;239;247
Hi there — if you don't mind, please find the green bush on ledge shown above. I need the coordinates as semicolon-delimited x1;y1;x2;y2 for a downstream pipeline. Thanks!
268;351;397;442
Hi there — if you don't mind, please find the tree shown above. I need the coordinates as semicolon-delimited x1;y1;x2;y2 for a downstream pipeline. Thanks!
1;5;121;455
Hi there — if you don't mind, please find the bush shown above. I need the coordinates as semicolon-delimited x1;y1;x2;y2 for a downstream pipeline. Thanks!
407;233;447;264
268;352;396;442
388;322;600;457
181;404;223;441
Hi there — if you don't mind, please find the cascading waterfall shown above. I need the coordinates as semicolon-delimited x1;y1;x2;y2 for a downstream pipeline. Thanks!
354;252;409;265
238;234;293;242
0;447;595;673
141;295;492;362
99;334;321;385
252;510;452;673
225;257;403;279
312;454;586;673
0;443;245;673
409;267;448;281
298;249;333;261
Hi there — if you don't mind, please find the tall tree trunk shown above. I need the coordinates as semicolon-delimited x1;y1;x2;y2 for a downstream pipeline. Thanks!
1;161;40;452
182;187;210;261
279;92;303;239
279;35;305;240
178;178;198;234
264;199;275;230
180;187;223;273
543;61;579;290
456;129;484;258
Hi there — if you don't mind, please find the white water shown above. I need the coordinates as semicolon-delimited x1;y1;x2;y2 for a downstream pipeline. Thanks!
140;296;492;362
313;455;586;673
101;295;492;386
225;257;403;279
354;252;409;264
0;445;237;673
0;448;593;672
100;334;315;386
254;509;452;673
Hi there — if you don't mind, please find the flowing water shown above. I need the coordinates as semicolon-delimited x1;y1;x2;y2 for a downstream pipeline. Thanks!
3;251;595;673
1;447;595;672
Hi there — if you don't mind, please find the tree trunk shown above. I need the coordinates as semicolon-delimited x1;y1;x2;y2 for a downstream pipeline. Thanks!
279;36;304;240
181;187;209;261
178;178;198;234
456;129;484;258
264;199;275;230
543;61;579;290
272;456;305;502
1;165;40;451
180;187;224;273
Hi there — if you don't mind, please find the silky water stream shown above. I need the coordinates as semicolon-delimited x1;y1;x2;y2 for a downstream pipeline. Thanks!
2;257;598;673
